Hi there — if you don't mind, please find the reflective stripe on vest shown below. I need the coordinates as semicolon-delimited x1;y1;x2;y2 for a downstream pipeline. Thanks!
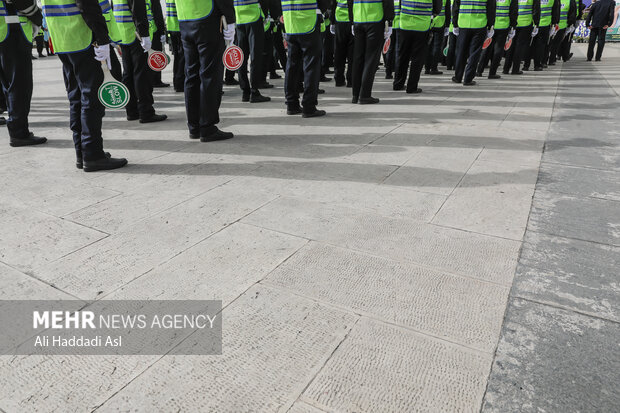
0;0;34;43
175;0;213;22
335;0;349;22
394;0;401;28
431;0;448;28
495;0;511;29
539;0;554;26
516;0;533;27
41;0;92;52
558;0;569;28
234;0;261;24
113;0;138;44
400;0;433;31
352;0;384;23
458;0;488;29
166;0;180;31
282;0;318;34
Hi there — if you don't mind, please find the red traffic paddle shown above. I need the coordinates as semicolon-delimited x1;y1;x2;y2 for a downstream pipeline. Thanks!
147;49;168;71
482;37;493;49
383;36;391;54
221;17;244;71
504;38;513;51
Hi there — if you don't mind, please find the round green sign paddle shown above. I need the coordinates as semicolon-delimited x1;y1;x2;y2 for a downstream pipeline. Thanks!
443;46;449;57
98;63;130;110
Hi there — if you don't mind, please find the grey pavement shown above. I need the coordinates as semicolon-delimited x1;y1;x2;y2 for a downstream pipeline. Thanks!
0;43;618;412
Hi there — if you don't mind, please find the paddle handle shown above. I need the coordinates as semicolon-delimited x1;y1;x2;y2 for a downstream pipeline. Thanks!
101;61;114;83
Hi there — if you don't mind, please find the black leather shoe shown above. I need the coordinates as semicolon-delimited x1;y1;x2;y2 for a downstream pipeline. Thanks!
83;156;128;172
451;76;461;83
534;67;543;71
152;82;170;88
0;117;5;125
258;81;274;89
10;133;47;147
174;88;184;92
242;93;250;102
335;81;345;87
406;88;422;94
189;133;200;139
428;70;443;75
511;71;523;75
250;94;271;103
548;61;555;66
224;78;239;86
385;73;393;79
393;84;405;91
318;88;325;94
463;80;477;86
351;96;358;104
302;109;326;118
140;113;167;123
359;97;379;104
127;114;139;121
287;106;302;115
488;74;501;79
522;66;530;71
320;76;331;82
200;129;234;142
77;152;110;169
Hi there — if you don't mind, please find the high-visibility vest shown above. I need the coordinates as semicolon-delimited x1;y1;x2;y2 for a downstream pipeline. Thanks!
166;0;180;31
352;0;384;23
113;0;138;44
431;0;448;28
41;0;92;52
458;0;488;28
516;0;533;27
146;0;156;36
175;0;213;22
0;0;34;43
234;0;262;24
282;0;317;35
539;0;554;26
400;0;433;31
100;0;121;43
558;0;569;28
335;0;349;22
394;0;401;28
495;0;511;29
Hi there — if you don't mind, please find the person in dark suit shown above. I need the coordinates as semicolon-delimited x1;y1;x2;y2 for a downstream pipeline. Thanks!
586;0;615;61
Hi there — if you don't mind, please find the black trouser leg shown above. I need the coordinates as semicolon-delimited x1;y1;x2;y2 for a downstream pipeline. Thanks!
285;34;303;109
353;22;382;99
180;15;224;137
454;28;474;81
0;27;32;140
384;30;396;75
236;19;265;95
425;28;443;72
170;31;185;91
559;30;571;61
58;48;106;161
548;28;564;64
461;28;485;82
121;40;155;119
596;28;607;60
334;22;353;84
273;27;287;69
406;30;429;91
447;33;457;69
151;34;163;85
488;29;508;76
393;29;413;89
300;26;322;111
109;45;122;81
262;24;274;81
533;26;550;68
504;25;532;73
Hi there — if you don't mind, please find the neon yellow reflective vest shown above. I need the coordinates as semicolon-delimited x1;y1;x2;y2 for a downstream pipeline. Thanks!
234;0;262;24
458;0;488;28
394;0;401;28
431;0;447;28
41;0;92;52
516;0;533;27
282;0;318;34
0;0;34;43
400;0;433;31
539;0;554;26
558;0;569;28
100;0;121;43
166;0;180;31
113;0;138;44
353;0;384;23
495;0;511;29
175;0;213;21
335;0;349;22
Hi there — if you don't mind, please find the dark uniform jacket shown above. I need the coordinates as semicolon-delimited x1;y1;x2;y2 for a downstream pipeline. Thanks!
586;0;615;27
5;0;42;25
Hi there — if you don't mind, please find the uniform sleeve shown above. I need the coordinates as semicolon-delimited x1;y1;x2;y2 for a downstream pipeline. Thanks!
552;0;560;25
11;0;43;26
127;0;150;38
432;0;442;16
75;0;110;45
509;0;518;27
608;1;616;26
383;0;395;21
567;0;576;25
348;0;354;22
445;0;452;27
486;0;495;27
151;0;166;34
532;0;540;25
319;0;331;13
452;0;460;27
214;0;236;23
585;2;595;25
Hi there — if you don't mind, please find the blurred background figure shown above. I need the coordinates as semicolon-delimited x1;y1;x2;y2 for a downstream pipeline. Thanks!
586;0;615;61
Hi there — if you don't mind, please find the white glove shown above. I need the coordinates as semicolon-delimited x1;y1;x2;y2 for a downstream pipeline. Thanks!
508;27;516;40
223;23;236;45
94;44;111;69
140;36;152;52
550;24;557;38
531;26;538;36
568;25;575;34
453;27;459;36
384;25;392;40
444;27;449;36
330;24;336;35
160;34;166;45
351;25;355;36
487;27;494;38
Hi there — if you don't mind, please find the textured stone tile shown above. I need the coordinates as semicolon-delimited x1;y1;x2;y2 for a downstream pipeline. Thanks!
383;146;483;195
482;298;620;412
109;222;306;302
0;202;107;272
528;191;620;246
31;185;277;300
433;160;538;240
513;232;620;322
543;140;620;172
98;285;357;412
304;318;491;413
537;162;620;201
0;262;73;300
244;197;520;284
288;400;329;413
265;243;509;352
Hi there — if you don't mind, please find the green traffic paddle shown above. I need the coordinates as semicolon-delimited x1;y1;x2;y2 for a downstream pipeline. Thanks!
98;62;130;110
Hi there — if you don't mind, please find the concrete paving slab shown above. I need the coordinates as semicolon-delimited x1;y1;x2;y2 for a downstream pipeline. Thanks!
98;285;357;412
514;220;620;322
287;400;327;413
537;162;620;201
303;318;491;413
264;242;509;352
482;298;620;412
0;262;73;300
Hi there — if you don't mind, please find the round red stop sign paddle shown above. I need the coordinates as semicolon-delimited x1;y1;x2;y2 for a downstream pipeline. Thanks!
223;45;244;71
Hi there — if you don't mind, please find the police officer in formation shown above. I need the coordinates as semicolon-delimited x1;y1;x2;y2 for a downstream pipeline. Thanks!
476;0;516;78
503;0;540;74
425;0;450;75
332;0;354;87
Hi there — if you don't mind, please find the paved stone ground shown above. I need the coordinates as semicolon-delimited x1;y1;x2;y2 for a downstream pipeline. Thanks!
0;43;617;412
